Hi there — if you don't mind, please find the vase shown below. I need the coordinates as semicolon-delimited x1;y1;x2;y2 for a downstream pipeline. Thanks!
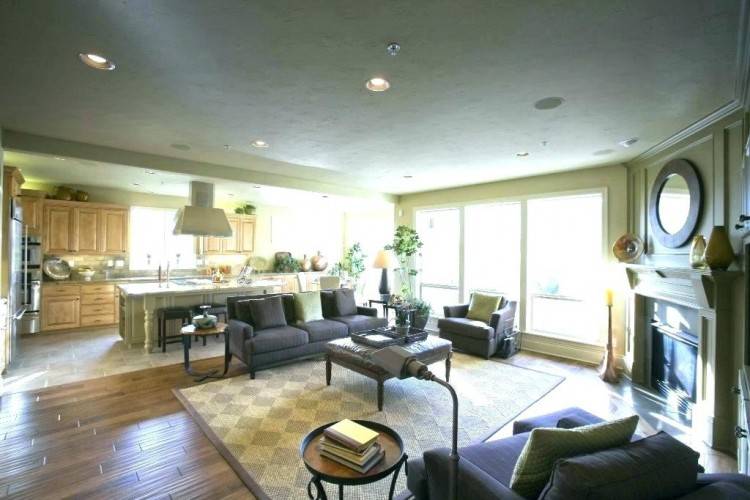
300;254;312;272
704;226;734;270
689;235;707;269
311;251;328;271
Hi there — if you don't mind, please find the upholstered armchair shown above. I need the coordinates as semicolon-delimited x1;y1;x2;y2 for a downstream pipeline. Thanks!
437;298;517;359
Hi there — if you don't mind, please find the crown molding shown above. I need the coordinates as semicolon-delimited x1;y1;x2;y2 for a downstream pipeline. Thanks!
737;0;750;109
628;99;741;164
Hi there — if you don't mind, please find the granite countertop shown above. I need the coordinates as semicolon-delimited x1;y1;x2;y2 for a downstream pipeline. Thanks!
117;279;283;296
43;271;315;285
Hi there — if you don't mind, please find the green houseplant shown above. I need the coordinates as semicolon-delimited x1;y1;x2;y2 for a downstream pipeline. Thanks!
410;297;432;330
385;225;423;298
339;242;366;281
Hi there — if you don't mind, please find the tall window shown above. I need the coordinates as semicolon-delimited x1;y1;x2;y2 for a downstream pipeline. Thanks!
129;207;196;270
464;202;521;299
526;193;604;343
416;208;460;316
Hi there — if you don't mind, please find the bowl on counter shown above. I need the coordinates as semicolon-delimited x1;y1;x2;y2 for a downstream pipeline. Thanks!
43;258;72;280
77;268;96;281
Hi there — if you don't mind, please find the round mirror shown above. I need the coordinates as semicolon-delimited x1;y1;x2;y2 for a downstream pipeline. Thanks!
648;159;702;248
657;174;690;234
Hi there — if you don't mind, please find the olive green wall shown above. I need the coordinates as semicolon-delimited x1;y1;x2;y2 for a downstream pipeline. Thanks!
396;163;629;364
625;109;747;268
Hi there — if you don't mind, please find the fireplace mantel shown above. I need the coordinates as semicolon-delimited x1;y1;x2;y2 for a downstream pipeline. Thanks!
622;263;744;452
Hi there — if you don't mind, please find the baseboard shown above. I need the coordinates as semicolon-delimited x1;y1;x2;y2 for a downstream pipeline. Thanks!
520;332;613;366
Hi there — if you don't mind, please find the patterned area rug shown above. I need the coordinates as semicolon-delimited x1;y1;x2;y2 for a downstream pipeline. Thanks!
176;353;563;499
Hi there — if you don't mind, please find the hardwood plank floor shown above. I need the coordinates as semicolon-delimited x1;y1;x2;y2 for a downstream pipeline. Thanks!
0;357;254;500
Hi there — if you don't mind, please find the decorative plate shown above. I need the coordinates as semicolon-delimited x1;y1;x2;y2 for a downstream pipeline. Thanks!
612;233;644;263
43;258;72;280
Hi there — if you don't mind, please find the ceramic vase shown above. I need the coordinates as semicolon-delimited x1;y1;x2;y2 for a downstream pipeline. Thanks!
704;226;734;271
689;235;707;269
300;254;312;272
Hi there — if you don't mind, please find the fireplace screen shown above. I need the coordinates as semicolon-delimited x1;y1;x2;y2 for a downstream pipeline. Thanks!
651;323;698;411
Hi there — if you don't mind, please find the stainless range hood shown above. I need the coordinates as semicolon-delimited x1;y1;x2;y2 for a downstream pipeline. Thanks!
173;181;232;237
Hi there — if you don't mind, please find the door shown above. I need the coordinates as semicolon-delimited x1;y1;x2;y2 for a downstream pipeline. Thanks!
100;209;129;253
203;236;222;254
41;295;80;331
76;207;100;253
222;215;240;253
44;205;74;253
240;217;255;253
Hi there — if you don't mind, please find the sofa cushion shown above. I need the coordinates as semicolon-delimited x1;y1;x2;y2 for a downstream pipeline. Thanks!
246;295;288;330
234;299;255;325
298;319;348;343
540;431;699;500
293;291;323;323
333;288;358;317
438;317;494;340
249;326;308;354
331;314;387;333
513;407;603;435
510;414;639;499
467;292;502;323
683;477;750;499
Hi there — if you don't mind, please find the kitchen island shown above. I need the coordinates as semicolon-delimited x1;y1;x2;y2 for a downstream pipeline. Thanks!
118;279;282;352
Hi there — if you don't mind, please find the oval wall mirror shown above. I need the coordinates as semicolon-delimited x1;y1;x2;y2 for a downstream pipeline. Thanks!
648;159;702;248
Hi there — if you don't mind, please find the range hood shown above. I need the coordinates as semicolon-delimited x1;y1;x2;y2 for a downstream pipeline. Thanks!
173;181;232;237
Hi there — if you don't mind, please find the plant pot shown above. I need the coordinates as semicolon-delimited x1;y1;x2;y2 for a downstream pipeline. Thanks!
413;312;429;330
394;325;410;337
704;226;734;270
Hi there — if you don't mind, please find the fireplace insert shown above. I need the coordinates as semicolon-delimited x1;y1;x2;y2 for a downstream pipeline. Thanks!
651;322;698;412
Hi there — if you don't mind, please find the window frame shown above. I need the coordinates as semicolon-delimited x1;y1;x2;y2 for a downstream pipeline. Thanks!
128;206;197;271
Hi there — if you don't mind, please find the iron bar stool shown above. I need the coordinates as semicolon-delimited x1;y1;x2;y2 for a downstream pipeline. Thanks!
157;307;192;353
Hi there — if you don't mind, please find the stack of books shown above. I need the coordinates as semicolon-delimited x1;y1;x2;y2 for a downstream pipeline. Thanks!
319;419;384;473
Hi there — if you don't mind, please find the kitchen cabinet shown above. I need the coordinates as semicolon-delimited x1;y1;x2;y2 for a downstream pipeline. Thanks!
43;201;129;255
42;282;118;332
44;204;76;253
18;196;43;234
200;213;256;255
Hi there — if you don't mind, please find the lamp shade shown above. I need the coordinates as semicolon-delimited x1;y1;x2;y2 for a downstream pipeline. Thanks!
373;249;396;269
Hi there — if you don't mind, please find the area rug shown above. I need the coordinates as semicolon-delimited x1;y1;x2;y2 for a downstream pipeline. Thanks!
175;353;563;499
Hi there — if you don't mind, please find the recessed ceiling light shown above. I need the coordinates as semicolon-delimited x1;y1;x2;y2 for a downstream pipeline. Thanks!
253;185;261;189
322;195;329;198
223;144;231;151
365;77;390;92
251;139;269;148
516;152;530;157
54;157;66;161
171;143;191;151
145;170;156;175
619;138;639;148
78;52;116;71
593;149;615;156
132;182;141;187
403;175;413;179
533;97;564;110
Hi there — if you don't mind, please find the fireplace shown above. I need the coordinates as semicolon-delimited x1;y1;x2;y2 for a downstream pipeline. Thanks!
651;322;698;412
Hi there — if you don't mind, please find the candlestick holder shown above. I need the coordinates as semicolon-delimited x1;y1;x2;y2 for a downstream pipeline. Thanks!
599;303;619;383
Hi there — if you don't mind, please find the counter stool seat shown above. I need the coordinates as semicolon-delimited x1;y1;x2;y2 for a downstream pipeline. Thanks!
157;307;192;353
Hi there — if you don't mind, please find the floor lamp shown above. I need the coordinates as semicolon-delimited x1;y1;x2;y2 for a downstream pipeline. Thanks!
371;346;459;500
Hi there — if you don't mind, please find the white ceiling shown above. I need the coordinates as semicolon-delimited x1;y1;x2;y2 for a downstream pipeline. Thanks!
7;151;392;211
0;0;743;194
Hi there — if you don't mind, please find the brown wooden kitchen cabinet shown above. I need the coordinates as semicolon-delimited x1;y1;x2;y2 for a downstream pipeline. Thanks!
200;213;256;255
41;283;118;332
43;200;129;255
18;195;43;234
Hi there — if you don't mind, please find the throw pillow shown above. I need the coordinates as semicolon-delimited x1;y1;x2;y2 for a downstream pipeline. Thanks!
466;292;502;323
539;431;699;500
333;288;358;317
510;414;639;499
234;299;254;325
247;296;287;330
293;291;324;324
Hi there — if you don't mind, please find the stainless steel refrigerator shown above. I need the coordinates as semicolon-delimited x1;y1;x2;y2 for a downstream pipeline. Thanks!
8;199;27;366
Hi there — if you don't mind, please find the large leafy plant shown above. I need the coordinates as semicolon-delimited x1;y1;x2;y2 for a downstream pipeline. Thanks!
385;225;423;298
340;242;366;281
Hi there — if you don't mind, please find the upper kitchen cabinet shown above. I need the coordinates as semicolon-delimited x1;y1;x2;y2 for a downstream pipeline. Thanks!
18;195;43;234
200;213;256;255
43;200;129;255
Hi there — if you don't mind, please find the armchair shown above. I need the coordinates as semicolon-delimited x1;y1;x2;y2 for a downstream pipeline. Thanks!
437;298;517;359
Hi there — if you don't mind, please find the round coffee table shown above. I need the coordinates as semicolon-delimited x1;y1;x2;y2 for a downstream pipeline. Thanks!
300;420;406;500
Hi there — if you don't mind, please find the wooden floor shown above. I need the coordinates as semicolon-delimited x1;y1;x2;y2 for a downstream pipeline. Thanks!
0;357;253;499
0;350;736;499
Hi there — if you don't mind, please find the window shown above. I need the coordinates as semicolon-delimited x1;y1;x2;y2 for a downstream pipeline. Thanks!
464;202;521;299
416;208;460;316
526;193;604;343
129;207;196;270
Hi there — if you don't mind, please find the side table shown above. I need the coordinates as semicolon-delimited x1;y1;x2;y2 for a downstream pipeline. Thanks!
300;420;406;500
180;322;229;382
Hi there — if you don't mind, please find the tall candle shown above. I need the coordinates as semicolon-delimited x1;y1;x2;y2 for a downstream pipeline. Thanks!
605;288;614;306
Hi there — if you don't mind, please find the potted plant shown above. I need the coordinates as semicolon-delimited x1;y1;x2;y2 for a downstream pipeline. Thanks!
410;297;431;330
385;225;423;298
394;306;411;336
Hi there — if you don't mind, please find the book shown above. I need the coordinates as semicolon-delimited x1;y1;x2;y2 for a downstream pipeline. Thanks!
319;439;382;466
323;419;379;452
320;448;385;474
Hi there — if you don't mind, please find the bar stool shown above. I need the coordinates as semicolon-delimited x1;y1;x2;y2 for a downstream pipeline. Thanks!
190;304;228;346
157;307;192;353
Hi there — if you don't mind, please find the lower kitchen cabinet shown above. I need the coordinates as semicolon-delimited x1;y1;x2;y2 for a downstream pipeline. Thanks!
41;283;118;332
41;295;80;331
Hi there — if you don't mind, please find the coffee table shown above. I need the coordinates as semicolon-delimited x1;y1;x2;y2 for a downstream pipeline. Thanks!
325;335;452;410
180;322;229;382
300;419;406;500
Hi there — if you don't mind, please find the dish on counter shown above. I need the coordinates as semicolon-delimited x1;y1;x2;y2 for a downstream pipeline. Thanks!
43;258;72;280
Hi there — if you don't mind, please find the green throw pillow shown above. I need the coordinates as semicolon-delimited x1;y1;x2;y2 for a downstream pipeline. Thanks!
466;292;502;322
510;414;639;499
293;291;323;323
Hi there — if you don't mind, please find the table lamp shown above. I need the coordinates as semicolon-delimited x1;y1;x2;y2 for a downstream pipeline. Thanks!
370;345;459;500
372;249;396;300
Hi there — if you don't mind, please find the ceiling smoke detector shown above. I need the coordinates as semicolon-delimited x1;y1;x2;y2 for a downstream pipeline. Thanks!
386;42;401;56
